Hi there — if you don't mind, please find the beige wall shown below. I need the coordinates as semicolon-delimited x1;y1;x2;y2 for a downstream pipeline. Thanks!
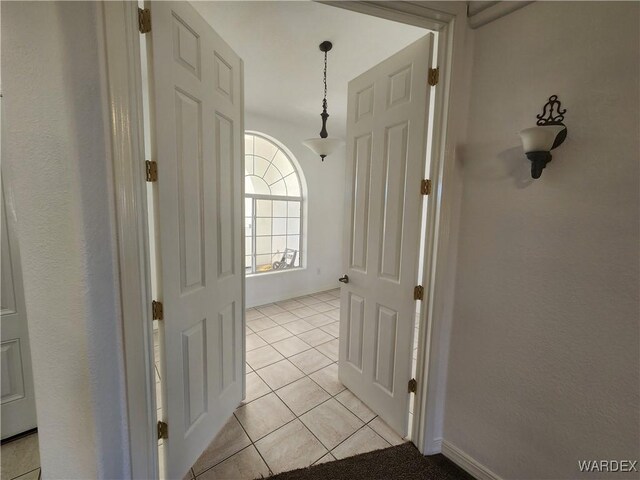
2;2;130;478
244;112;346;307
444;2;639;479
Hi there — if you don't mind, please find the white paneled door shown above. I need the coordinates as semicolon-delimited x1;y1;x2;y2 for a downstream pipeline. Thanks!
1;177;37;439
339;34;434;437
147;2;244;478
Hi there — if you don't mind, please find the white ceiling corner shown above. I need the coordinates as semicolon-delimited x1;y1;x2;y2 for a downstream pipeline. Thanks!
191;1;428;137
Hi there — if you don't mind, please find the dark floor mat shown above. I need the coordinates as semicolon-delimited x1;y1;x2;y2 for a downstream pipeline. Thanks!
263;442;475;480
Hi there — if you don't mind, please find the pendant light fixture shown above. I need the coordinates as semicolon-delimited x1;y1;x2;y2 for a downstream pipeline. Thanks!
303;41;343;161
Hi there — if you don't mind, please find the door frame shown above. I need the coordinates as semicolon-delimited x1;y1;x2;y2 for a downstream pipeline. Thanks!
102;2;158;479
321;1;458;455
103;1;460;478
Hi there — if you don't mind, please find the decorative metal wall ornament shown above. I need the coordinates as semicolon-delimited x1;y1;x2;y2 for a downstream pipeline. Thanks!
519;95;568;179
302;41;343;161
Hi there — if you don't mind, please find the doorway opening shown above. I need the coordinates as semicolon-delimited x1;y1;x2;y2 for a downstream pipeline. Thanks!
140;2;439;478
0;178;41;480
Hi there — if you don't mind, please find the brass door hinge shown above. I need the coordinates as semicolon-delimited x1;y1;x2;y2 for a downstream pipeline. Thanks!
152;300;163;321
421;179;432;195
428;67;439;86
146;160;158;182
138;8;151;34
157;421;168;440
414;285;424;301
408;378;417;393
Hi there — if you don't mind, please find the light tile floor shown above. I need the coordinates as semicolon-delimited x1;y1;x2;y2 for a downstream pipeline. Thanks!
2;294;418;480
182;288;408;480
1;432;41;480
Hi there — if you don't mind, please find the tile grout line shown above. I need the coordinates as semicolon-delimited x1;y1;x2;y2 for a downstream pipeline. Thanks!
194;442;255;479
246;290;400;459
328;418;393;458
196;289;408;477
241;367;365;469
270;383;341;457
246;361;384;461
8;466;41;480
191;292;339;479
250;345;332;377
163;289;340;479
234;414;274;477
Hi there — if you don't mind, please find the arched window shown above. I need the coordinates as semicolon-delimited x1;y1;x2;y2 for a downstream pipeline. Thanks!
244;132;303;274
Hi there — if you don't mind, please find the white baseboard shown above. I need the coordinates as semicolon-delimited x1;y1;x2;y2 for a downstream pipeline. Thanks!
441;440;503;480
425;437;442;455
246;283;338;308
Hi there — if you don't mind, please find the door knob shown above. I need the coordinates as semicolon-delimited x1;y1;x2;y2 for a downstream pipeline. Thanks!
338;275;349;284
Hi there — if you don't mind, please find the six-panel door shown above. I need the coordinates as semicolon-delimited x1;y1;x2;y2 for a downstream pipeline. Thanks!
1;177;37;440
147;2;245;477
339;34;434;437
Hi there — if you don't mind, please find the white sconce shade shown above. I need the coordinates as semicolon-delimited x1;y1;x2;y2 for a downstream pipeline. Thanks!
519;95;568;179
303;137;343;158
518;125;566;153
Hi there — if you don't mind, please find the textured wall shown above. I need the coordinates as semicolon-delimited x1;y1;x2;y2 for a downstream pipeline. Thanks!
2;3;130;478
444;2;639;479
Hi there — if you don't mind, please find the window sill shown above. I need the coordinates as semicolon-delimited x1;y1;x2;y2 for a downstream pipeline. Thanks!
245;267;305;278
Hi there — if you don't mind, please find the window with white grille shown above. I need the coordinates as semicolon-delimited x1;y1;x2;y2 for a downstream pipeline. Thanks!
244;132;303;274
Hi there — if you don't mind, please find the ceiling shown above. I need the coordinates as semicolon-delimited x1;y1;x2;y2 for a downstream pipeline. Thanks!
192;1;428;137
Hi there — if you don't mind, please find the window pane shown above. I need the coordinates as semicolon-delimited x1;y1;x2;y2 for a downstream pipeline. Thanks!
273;201;287;217
254;157;270;178
287;217;300;234
256;254;272;271
256;237;271;255
263;164;282;186
256;218;272;236
256;200;272;217
254;135;278;161
272;150;294;176
288;201;300;217
284;173;300;197
245;154;254;175
245;135;254;156
273;218;286;235
244;175;254;194
272;235;286;253
270;179;287;196
246;175;269;195
244;133;304;275
287;235;299;250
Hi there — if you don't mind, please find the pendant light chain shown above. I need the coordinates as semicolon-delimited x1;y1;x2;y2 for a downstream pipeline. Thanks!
302;40;342;162
323;49;328;111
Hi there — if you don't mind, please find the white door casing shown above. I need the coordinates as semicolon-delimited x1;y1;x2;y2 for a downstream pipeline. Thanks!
146;2;245;477
339;34;434;437
1;176;38;439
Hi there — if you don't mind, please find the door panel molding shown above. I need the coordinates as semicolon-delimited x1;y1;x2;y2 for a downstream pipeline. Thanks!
323;0;459;456
1;176;38;439
148;3;245;477
339;34;434;437
349;134;372;272
107;1;457;474
1;339;26;404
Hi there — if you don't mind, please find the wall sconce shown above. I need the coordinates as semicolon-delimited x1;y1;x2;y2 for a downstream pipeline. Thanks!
519;95;567;178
